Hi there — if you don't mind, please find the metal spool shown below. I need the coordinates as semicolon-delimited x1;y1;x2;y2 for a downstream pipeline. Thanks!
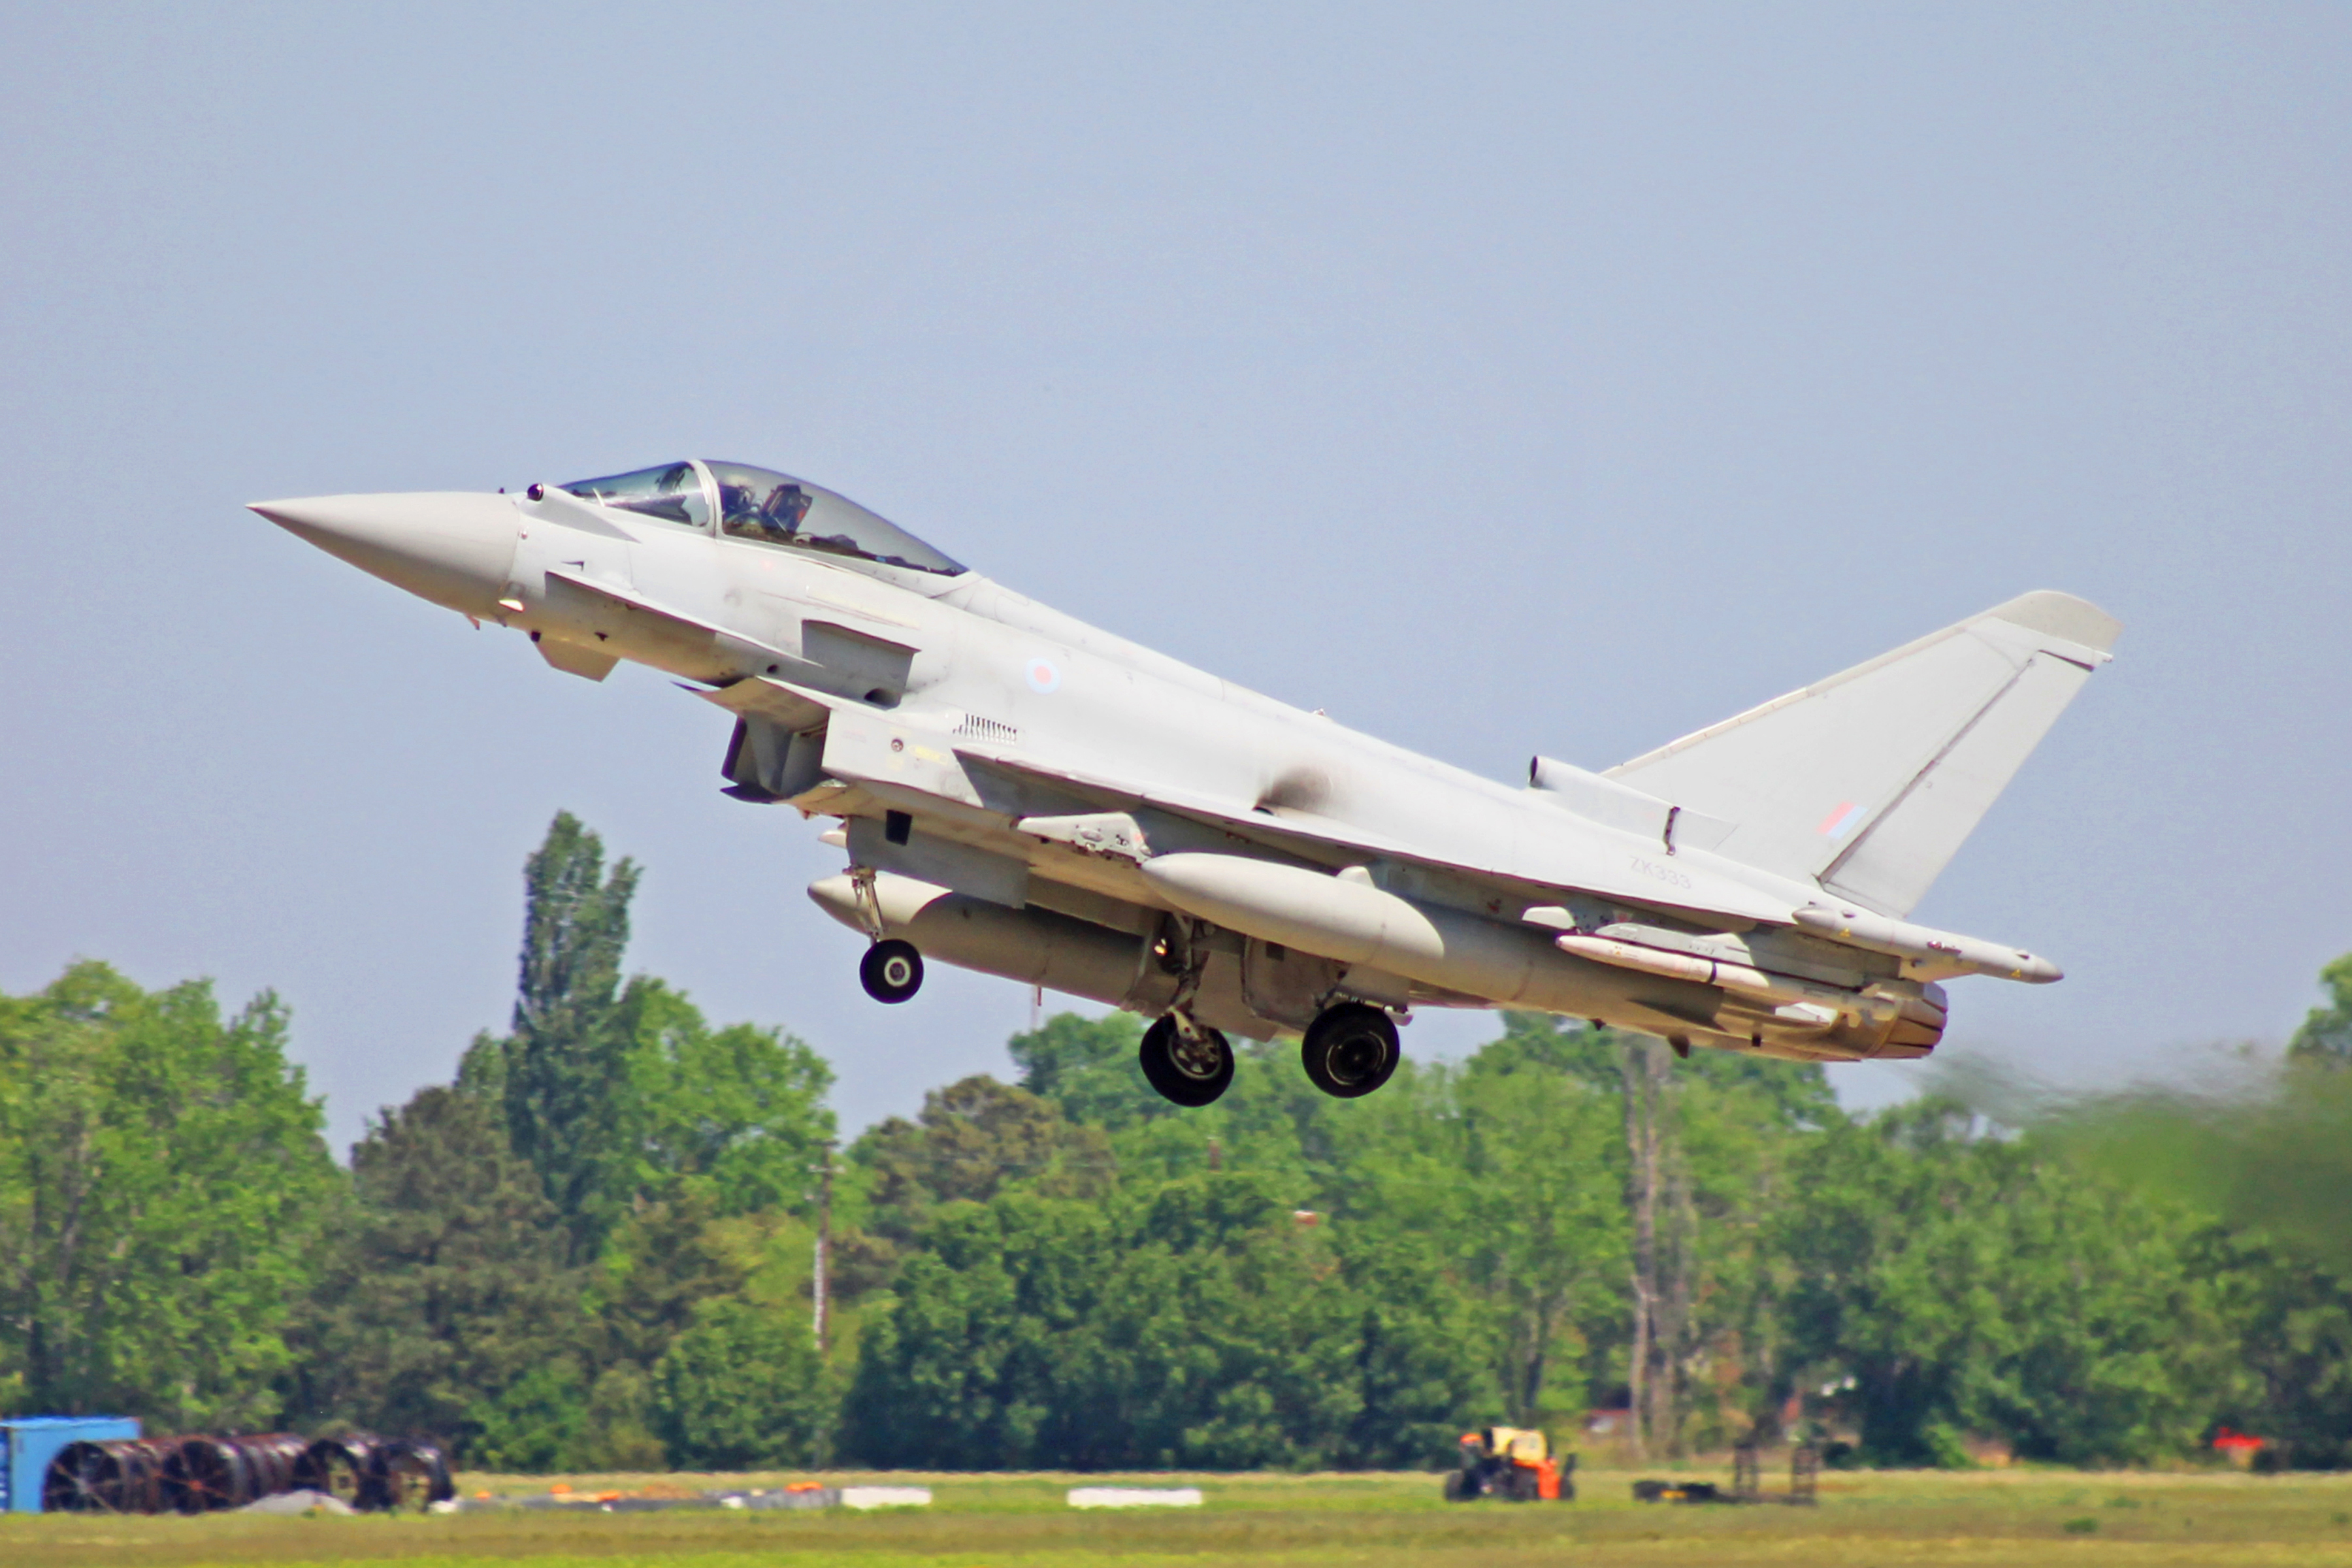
231;1433;308;1499
365;1439;453;1511
162;1435;253;1512
40;1440;169;1514
292;1435;377;1508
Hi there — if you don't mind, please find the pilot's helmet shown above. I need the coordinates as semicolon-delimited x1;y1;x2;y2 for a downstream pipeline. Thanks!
762;483;813;533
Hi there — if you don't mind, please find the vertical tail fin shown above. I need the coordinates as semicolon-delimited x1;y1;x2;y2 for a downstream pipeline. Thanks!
1605;592;2119;917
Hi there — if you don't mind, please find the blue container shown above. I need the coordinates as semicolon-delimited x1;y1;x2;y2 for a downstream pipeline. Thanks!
2;1416;142;1512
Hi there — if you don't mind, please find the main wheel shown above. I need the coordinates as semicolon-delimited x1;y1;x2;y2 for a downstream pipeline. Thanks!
1300;1003;1400;1098
1137;1015;1234;1107
859;939;924;1004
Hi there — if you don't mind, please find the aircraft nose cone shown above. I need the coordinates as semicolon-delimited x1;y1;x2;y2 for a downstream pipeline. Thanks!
250;492;521;617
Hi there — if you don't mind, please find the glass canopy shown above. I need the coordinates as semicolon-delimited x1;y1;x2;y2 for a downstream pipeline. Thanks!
558;459;964;577
559;462;710;529
704;461;964;576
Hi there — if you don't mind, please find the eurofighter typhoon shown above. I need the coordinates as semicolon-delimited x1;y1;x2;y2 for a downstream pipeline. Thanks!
254;461;2117;1105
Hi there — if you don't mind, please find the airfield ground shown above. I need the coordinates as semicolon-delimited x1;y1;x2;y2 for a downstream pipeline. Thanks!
6;1463;2351;1567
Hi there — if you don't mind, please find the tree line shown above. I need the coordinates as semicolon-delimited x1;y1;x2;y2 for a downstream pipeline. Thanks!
3;813;2348;1471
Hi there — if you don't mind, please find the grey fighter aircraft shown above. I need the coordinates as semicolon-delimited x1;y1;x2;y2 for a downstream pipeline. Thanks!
254;461;2117;1106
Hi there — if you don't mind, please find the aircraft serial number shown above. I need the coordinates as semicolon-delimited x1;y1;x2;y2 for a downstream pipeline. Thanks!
1629;856;1693;891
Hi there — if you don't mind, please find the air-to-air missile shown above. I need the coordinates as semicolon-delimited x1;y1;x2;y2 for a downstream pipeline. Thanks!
254;459;2117;1105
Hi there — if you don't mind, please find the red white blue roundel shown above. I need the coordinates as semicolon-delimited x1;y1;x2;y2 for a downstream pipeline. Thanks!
1024;656;1062;694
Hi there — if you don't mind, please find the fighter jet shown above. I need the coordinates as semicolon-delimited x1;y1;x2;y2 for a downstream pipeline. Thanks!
253;461;2117;1106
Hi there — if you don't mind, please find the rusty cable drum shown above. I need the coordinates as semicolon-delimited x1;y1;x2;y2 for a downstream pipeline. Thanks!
114;1439;174;1513
41;1439;170;1513
162;1435;254;1512
231;1433;308;1501
365;1439;453;1511
293;1434;378;1508
40;1441;115;1512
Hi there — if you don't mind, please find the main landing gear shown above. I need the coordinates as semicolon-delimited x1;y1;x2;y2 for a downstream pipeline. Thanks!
1300;1002;1401;1099
1138;1013;1235;1107
1137;1002;1401;1108
859;938;924;1004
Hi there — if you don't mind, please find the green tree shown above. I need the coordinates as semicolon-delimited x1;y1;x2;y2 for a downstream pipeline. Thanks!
0;962;336;1429
292;1085;581;1455
1009;1011;1158;1130
1096;1039;1340;1202
2209;1233;2352;1469
845;1171;1488;1469
845;1190;1113;1467
1663;1039;1844;1450
1332;1037;1627;1433
498;811;641;1260
653;1298;834;1468
2046;1008;2352;1469
589;1189;753;1371
1335;1227;1503;1465
1467;1014;1837;1453
2289;951;2352;1066
614;979;836;1216
1073;1175;1364;1468
466;1358;592;1473
1780;1102;2230;1465
850;1074;1113;1258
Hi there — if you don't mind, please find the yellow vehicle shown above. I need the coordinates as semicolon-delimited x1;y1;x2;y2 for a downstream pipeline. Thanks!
1443;1427;1573;1501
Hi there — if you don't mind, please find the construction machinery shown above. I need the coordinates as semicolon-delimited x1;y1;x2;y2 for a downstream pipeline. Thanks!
1443;1427;1573;1501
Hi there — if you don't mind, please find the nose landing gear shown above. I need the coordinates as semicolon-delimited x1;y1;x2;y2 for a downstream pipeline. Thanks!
1301;1002;1400;1098
1138;1013;1235;1107
860;938;924;1004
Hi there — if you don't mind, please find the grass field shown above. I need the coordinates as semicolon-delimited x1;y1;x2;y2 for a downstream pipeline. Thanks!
7;1462;2352;1567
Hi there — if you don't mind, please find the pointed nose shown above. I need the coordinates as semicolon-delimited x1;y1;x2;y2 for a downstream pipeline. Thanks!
250;492;521;617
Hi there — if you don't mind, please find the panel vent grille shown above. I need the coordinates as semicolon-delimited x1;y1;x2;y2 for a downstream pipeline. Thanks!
953;713;1021;744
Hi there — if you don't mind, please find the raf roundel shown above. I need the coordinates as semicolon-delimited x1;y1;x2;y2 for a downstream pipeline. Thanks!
1024;656;1062;694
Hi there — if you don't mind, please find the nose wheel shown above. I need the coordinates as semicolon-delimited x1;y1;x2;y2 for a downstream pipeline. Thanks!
860;939;924;1004
1301;1002;1400;1098
1139;1013;1235;1107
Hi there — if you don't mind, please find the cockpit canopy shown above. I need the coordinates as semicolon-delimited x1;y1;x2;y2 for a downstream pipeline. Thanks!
560;460;964;577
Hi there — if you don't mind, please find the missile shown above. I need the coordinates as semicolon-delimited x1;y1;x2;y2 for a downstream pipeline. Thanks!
1791;904;2062;983
1550;932;1893;1024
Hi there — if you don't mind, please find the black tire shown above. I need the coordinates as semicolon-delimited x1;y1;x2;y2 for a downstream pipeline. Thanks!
1443;1469;1474;1502
1137;1015;1234;1107
1300;1003;1400;1098
860;939;924;1004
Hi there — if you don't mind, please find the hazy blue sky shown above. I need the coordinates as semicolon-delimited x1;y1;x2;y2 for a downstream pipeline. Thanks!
2;4;2346;1155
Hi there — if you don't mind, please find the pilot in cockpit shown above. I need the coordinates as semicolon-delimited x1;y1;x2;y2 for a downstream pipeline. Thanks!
719;474;814;543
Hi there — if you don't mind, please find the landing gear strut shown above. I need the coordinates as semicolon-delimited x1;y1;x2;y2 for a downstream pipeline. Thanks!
1301;1002;1400;1098
1138;1013;1234;1107
860;938;924;1004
